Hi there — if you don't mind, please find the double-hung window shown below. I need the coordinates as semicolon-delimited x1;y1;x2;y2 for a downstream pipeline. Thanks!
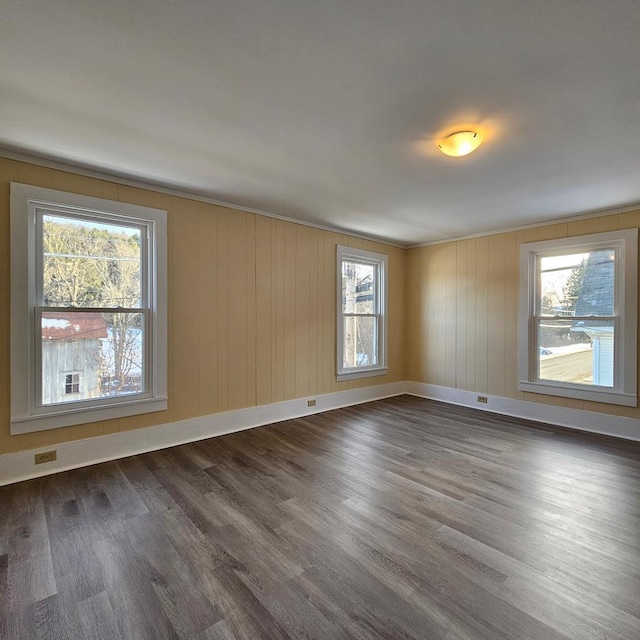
337;245;388;381
518;229;637;406
10;183;168;433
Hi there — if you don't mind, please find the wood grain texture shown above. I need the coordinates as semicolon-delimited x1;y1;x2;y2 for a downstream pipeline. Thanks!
2;396;640;639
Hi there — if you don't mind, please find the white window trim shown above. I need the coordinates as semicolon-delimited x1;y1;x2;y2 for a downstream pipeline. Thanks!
336;245;388;382
10;183;168;434
518;229;637;406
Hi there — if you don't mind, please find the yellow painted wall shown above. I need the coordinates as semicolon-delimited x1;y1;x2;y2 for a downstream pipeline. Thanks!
0;158;406;454
4;155;639;457
406;209;640;418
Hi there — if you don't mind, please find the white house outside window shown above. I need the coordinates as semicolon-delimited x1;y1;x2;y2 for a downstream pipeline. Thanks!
337;245;388;381
518;229;637;406
10;183;168;434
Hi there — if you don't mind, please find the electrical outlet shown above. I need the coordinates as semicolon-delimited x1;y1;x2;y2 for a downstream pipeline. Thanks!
35;450;57;465
307;399;317;407
477;396;488;404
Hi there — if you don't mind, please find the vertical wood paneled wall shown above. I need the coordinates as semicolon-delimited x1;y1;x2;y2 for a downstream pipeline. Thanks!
406;209;640;419
4;155;638;456
0;158;406;454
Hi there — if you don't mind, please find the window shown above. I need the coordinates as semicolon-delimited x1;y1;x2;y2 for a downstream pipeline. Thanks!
10;183;168;434
337;245;388;381
518;229;637;406
64;373;81;395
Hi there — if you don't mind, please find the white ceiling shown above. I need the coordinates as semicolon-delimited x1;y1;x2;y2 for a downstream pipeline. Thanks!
2;1;639;244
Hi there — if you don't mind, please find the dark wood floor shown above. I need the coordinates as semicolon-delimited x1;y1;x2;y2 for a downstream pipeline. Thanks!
2;396;640;639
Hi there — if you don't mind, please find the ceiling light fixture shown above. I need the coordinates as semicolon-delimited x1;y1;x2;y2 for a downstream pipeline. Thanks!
438;131;483;157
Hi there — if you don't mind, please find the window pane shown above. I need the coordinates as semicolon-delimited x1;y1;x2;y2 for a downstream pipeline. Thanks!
41;311;145;405
343;316;378;368
342;261;375;314
42;214;142;308
539;249;614;317
65;373;80;394
537;318;614;387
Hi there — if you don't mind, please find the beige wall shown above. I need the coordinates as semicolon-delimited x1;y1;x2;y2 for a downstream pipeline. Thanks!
0;158;406;454
4;155;639;457
406;209;640;419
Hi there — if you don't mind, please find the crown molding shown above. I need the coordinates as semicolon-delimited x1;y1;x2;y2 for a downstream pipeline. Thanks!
5;146;639;252
409;202;640;248
0;146;406;249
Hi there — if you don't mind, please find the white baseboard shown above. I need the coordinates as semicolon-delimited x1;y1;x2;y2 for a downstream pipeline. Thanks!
0;382;405;486
3;380;639;486
405;381;640;442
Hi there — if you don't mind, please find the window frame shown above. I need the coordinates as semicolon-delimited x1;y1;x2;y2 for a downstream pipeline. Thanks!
518;228;637;406
10;183;168;434
336;245;388;382
64;372;81;395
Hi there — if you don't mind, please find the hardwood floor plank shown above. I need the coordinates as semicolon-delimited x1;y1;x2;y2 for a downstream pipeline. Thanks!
0;553;8;639
122;513;222;636
18;594;83;640
75;591;120;640
4;483;57;613
41;483;105;604
197;619;238;640
94;532;181;640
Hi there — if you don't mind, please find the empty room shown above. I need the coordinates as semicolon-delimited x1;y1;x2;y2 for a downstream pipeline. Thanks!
1;1;639;639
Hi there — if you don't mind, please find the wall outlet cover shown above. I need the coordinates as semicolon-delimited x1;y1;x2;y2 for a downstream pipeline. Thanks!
35;450;57;465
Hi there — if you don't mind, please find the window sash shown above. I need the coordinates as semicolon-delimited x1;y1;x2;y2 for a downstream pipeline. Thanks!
342;313;380;318
35;206;150;310
533;245;620;317
33;206;152;411
341;261;380;315
532;315;617;323
532;316;618;387
34;307;151;413
341;259;381;372
336;245;388;381
530;244;619;389
342;314;380;369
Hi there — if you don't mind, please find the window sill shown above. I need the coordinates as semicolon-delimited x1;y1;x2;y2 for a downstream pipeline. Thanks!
518;380;636;407
10;396;168;435
336;367;388;382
